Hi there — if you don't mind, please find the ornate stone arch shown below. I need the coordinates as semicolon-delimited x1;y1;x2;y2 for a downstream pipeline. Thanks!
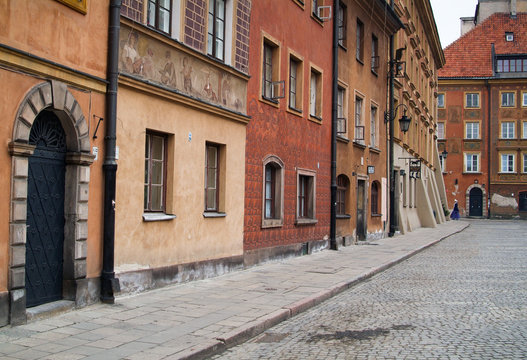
465;184;487;218
8;81;94;325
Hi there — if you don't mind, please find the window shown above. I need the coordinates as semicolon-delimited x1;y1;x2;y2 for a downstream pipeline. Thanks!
439;153;446;173
505;32;514;42
207;0;226;61
262;39;279;101
523;121;527;139
289;56;303;111
501;121;515;139
500;153;515;173
523;92;527;107
354;96;364;142
337;87;346;135
523;154;527;173
465;93;479;108
370;105;378;147
501;92;515;107
371;35;378;73
464;153;480;173
437;93;445;108
465;122;480;139
371;181;380;215
336;175;349;216
144;132;167;212
296;169;316;223
309;68;322;119
262;156;284;227
148;0;171;34
437;122;445;139
337;2;347;47
356;19;364;62
497;58;527;72
205;143;220;211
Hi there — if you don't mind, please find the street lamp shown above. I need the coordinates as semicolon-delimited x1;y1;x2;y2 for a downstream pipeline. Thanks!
385;103;411;133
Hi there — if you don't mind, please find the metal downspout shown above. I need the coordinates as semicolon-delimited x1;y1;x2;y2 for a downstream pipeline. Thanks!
330;0;339;250
388;32;396;236
486;79;491;218
101;0;121;303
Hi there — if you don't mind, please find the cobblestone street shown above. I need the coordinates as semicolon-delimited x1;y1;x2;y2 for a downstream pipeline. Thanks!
212;220;527;360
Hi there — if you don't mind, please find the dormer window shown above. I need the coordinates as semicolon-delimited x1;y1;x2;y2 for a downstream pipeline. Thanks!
505;32;514;42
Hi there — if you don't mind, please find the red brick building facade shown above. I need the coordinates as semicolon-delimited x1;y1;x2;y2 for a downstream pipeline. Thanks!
243;0;333;263
439;12;527;218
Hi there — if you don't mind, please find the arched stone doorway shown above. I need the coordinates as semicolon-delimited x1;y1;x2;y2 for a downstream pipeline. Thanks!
466;184;486;218
8;81;94;325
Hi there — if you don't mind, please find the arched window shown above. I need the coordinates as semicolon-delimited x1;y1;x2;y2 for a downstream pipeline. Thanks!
371;181;380;215
337;174;350;216
262;155;284;227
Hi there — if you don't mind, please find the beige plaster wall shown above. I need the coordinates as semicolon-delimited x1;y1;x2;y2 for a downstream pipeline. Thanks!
114;86;246;271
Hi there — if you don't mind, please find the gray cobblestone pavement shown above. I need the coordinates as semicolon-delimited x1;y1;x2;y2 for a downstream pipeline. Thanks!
0;221;467;359
211;220;527;360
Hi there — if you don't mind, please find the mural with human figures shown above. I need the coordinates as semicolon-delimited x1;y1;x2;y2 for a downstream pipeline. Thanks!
119;26;247;115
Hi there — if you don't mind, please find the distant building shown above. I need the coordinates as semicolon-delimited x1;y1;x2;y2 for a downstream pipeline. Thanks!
460;0;527;36
438;10;527;218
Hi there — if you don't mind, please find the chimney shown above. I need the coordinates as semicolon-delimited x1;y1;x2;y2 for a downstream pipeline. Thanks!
511;0;517;17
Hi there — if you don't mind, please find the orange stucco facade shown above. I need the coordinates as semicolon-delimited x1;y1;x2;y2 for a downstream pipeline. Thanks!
1;0;109;325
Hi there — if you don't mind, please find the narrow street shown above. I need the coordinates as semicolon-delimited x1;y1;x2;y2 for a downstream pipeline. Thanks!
211;220;527;359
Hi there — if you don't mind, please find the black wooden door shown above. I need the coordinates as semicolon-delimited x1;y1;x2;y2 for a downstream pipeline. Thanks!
26;111;66;308
469;188;483;217
356;180;366;240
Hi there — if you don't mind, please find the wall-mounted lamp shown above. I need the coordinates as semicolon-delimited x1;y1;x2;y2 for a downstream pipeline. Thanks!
385;103;411;133
441;149;448;159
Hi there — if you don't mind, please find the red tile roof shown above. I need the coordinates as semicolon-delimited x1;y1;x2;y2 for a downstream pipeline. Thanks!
439;13;527;78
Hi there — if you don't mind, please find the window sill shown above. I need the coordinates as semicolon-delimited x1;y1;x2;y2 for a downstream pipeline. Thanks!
498;172;517;175
308;115;323;124
356;58;364;65
143;213;176;222
287;106;303;117
369;146;381;154
336;214;351;219
371;214;382;218
260;96;279;108
371;69;378;77
353;140;367;149
261;219;284;229
462;171;482;174
337;135;350;143
338;44;347;52
203;212;227;218
295;218;318;225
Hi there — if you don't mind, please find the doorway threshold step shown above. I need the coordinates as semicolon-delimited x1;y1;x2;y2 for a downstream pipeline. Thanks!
26;300;75;323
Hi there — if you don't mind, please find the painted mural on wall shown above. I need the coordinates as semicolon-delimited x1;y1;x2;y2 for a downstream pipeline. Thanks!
119;26;247;115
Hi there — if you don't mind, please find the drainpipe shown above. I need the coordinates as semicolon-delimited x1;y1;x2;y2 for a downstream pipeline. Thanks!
486;79;491;219
329;0;339;250
388;0;396;237
101;0;121;304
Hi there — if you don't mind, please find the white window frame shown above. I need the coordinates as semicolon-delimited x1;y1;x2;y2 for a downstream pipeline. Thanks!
465;122;480;139
500;153;516;173
437;93;445;108
370;104;378;147
437;122;445;139
523;121;527;139
501;121;515;139
523;153;527;173
439;154;446;173
465;93;480;108
262;155;284;228
464;153;480;173
501;92;515;107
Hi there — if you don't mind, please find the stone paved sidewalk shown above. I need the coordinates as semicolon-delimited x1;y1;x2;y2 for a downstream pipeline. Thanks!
0;221;468;360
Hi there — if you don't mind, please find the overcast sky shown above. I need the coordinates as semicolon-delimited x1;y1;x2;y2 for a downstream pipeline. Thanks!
430;0;479;48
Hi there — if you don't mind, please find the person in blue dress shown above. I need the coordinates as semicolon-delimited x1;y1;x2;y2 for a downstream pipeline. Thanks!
450;200;460;220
